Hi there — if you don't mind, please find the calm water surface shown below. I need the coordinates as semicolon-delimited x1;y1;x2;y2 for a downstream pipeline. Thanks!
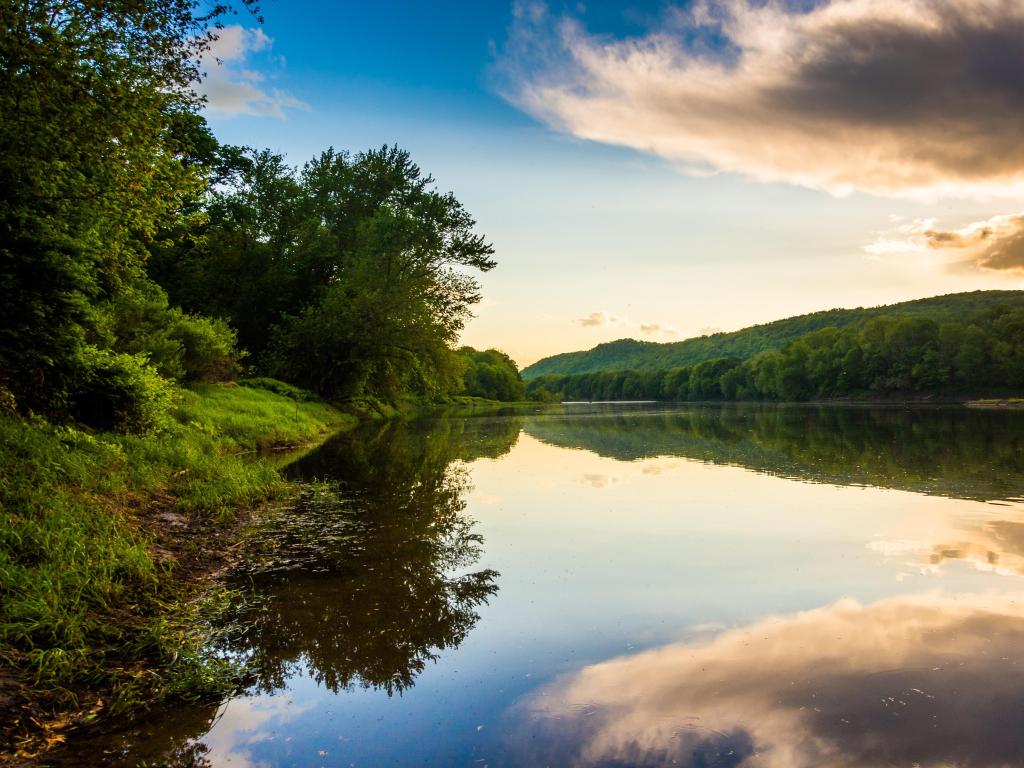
55;404;1024;767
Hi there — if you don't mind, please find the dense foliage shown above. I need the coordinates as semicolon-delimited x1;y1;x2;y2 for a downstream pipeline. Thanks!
1;1;500;432
0;0;257;425
521;291;1024;380
526;305;1024;402
455;347;525;401
154;146;497;402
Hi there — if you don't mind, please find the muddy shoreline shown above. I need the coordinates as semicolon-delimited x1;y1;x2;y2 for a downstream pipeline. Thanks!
0;432;340;766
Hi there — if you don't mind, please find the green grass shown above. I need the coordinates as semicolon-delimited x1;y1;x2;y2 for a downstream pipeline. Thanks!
0;380;351;756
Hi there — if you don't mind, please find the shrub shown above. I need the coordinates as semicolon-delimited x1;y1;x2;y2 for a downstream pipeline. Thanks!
168;313;244;382
103;290;244;383
0;384;16;416
69;347;176;433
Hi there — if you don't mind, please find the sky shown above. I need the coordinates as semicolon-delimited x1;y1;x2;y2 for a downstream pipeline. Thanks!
200;0;1024;367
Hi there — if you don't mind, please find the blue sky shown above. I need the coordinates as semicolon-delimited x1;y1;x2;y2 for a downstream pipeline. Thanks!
202;1;1024;365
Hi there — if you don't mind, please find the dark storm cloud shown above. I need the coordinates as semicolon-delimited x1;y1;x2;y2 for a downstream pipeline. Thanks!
499;0;1024;196
924;215;1024;270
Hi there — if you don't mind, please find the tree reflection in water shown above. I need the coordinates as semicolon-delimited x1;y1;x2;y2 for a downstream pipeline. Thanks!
46;414;520;766
230;414;521;695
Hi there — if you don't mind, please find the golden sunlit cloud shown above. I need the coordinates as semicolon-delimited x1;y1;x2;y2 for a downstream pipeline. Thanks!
576;313;681;336
508;593;1024;767
640;322;680;337
577;310;624;327
872;518;1024;577
866;212;1024;272
499;0;1024;197
580;472;629;488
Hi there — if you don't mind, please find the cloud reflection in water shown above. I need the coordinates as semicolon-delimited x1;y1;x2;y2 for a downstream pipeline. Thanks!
509;593;1024;767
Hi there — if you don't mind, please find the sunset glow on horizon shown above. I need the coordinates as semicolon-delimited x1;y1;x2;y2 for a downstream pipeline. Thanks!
200;0;1024;366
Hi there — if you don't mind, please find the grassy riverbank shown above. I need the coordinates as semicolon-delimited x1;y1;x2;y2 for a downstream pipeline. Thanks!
0;381;353;761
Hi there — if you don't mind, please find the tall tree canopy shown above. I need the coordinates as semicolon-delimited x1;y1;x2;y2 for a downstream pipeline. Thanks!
2;0;501;424
0;0;257;420
155;145;497;400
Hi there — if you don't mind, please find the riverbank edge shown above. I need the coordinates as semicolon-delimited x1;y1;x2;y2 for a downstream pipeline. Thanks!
0;380;423;764
540;395;1024;407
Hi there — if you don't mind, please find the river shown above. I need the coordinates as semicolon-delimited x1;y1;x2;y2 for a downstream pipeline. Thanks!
52;403;1024;767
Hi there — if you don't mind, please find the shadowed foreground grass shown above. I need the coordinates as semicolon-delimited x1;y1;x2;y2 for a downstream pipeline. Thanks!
0;381;352;759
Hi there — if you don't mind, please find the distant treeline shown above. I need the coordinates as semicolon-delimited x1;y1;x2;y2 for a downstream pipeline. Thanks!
521;290;1024;380
526;306;1024;402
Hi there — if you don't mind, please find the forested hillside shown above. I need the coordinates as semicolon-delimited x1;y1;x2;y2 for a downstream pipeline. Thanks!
526;302;1024;402
521;291;1024;379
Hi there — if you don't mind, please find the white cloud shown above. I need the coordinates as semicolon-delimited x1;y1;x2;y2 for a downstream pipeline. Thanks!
581;472;628;488
577;313;681;336
640;322;681;337
498;0;1024;198
198;26;308;118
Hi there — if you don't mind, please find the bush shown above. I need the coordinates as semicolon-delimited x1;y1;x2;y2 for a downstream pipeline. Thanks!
106;291;244;383
69;347;176;433
0;384;16;416
168;313;244;383
456;347;525;401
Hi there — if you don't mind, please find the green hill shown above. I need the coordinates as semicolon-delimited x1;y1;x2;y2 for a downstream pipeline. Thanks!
521;291;1024;379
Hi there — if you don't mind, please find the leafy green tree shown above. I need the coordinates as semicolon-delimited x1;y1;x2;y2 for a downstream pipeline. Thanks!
719;364;752;400
151;148;305;355
661;367;691;400
157;145;496;402
0;0;256;422
457;347;525;401
689;358;740;400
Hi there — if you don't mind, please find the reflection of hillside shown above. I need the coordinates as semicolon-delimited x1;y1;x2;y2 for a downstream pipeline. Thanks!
524;405;1024;501
508;593;1024;768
